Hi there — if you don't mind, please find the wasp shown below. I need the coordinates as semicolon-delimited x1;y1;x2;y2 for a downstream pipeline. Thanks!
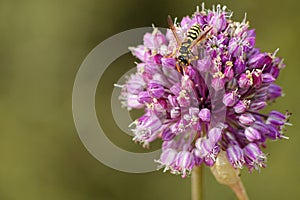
167;15;212;74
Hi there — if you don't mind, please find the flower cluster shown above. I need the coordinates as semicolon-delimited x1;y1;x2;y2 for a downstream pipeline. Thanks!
118;4;290;177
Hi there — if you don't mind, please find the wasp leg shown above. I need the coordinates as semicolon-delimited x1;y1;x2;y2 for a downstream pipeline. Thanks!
190;54;199;62
166;47;178;58
189;51;199;60
175;63;182;74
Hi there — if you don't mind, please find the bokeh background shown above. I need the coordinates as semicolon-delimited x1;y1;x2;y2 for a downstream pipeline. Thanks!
0;0;299;199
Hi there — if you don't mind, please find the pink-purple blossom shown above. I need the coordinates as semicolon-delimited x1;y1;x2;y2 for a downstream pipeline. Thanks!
118;4;291;177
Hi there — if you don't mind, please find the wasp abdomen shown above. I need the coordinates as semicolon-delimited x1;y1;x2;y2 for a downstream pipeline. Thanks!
187;25;201;40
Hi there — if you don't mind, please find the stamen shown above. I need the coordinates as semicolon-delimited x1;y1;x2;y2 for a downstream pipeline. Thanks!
113;84;123;88
242;13;247;24
272;48;280;58
280;135;289;139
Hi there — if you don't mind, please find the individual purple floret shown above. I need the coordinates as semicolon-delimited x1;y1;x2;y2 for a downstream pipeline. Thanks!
118;4;291;177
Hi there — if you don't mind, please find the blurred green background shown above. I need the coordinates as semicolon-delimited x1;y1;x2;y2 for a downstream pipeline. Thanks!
0;0;299;199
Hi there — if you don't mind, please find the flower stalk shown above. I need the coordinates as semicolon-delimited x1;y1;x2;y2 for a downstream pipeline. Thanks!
191;165;203;200
229;179;248;200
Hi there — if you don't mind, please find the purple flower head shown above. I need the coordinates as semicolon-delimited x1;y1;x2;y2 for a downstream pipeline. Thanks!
118;4;291;176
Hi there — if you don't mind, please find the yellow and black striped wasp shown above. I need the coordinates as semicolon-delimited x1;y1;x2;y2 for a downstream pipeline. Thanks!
167;15;212;74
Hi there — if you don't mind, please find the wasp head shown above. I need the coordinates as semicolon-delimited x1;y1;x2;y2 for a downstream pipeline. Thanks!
177;55;189;67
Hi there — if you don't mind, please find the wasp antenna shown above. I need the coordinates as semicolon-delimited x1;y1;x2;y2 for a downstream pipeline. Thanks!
206;26;213;33
167;15;181;46
167;15;174;26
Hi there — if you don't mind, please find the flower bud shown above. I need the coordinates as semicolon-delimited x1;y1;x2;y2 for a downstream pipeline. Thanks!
148;83;165;98
267;84;282;101
234;100;248;113
161;57;176;68
245;127;261;142
199;108;211;122
162;128;176;141
226;145;245;169
262;73;275;83
243;143;266;170
138;91;152;104
249;101;266;111
223;91;238;107
239;113;255;125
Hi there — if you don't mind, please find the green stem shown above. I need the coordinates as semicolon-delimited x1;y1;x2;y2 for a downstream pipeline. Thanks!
191;165;203;200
